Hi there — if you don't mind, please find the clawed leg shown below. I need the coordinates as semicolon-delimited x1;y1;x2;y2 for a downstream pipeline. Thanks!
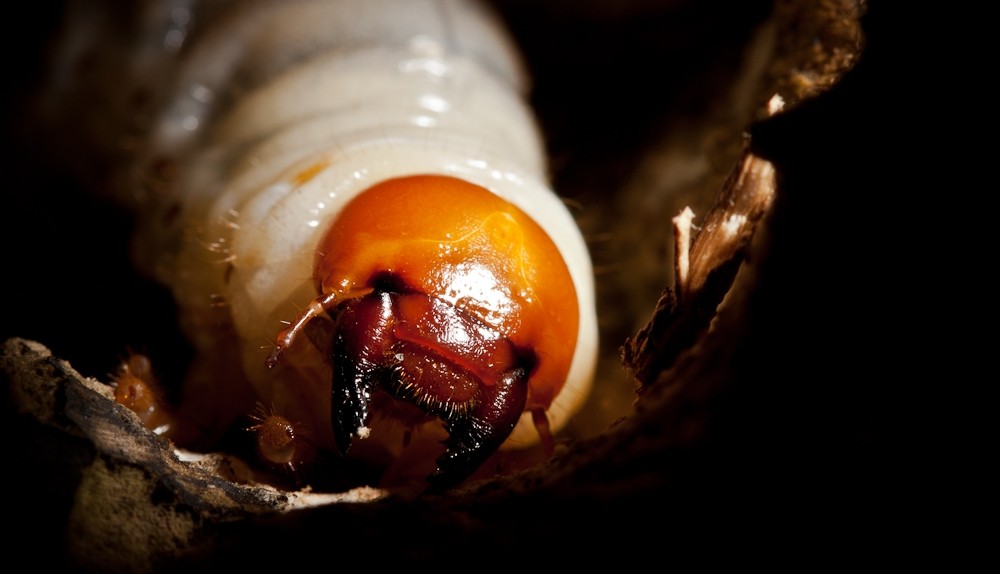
531;407;555;458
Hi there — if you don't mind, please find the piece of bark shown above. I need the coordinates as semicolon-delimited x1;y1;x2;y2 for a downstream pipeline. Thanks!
621;133;777;386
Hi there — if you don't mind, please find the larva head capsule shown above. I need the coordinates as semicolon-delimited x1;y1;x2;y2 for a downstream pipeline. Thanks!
269;174;581;489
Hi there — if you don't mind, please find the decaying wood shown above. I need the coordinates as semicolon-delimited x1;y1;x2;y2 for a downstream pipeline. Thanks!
621;131;777;386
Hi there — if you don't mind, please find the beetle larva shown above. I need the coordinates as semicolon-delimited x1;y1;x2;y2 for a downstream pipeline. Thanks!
46;0;598;490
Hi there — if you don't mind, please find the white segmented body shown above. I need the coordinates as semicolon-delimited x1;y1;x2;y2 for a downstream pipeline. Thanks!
51;0;597;459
